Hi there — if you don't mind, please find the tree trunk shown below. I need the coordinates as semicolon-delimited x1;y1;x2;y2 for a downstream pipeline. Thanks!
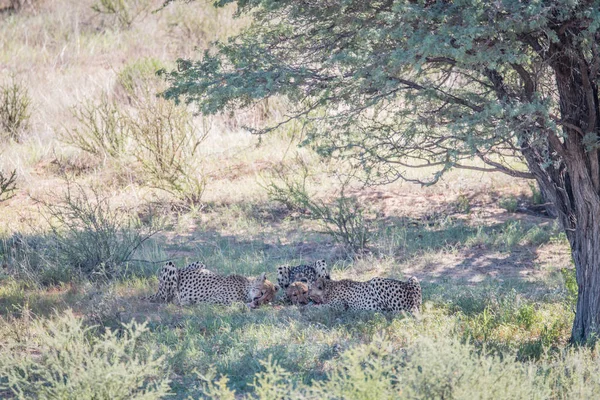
546;32;600;343
516;28;600;343
570;194;600;342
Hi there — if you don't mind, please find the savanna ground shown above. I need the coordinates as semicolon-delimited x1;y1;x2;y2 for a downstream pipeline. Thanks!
0;0;598;399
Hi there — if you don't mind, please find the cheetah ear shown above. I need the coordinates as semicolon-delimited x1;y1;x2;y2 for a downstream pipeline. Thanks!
274;285;280;292
259;272;266;282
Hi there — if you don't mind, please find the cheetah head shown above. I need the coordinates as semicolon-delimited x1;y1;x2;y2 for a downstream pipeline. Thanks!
248;279;279;309
308;276;330;304
286;281;309;305
277;265;292;288
247;273;278;309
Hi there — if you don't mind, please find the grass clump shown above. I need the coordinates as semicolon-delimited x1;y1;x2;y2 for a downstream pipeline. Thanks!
38;182;161;280
0;309;170;399
62;94;129;159
117;57;165;99
128;97;209;205
529;182;544;205
61;91;208;205
0;78;31;142
464;220;556;251
455;193;471;214
499;195;519;213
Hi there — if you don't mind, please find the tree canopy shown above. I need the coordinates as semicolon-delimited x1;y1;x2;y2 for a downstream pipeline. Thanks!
161;0;600;342
163;0;596;185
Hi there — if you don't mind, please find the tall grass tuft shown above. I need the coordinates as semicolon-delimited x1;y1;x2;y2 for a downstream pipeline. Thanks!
37;182;161;279
0;310;171;399
116;57;165;100
0;77;31;142
62;94;129;159
128;96;209;205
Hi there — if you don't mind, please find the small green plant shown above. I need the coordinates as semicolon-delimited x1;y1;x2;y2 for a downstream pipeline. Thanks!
251;357;295;399
117;57;165;99
92;0;151;29
0;77;31;141
520;225;551;246
128;97;208;205
0;310;171;399
528;182;544;205
0;169;17;202
199;373;237;400
38;181;161;279
266;160;372;253
516;303;537;330
455;193;471;214
561;267;578;309
62;94;129;159
499;195;519;213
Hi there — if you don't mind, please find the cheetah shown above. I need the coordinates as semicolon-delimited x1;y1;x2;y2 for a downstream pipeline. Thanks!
277;260;330;290
308;276;422;314
248;279;279;309
277;260;330;303
145;262;275;308
285;281;310;305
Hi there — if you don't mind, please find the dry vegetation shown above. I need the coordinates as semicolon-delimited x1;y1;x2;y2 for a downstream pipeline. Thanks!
0;0;587;398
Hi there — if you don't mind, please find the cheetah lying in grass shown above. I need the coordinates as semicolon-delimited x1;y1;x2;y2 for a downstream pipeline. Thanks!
308;276;422;314
277;260;329;304
146;262;277;308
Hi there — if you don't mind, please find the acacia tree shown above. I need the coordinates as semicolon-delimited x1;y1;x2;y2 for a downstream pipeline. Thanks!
161;0;600;343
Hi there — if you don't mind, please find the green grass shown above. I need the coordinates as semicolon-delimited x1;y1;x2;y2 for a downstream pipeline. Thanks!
0;274;579;398
0;208;577;398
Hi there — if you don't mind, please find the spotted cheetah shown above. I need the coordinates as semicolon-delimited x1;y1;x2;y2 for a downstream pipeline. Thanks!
277;259;329;288
145;262;275;308
248;279;279;309
285;281;310;305
308;276;422;314
277;260;330;303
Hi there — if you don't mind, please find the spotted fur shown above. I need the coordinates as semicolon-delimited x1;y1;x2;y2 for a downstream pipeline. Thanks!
309;276;422;314
145;262;274;307
277;260;329;289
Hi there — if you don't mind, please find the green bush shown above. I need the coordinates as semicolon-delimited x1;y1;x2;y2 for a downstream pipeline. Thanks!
62;94;129;159
200;337;559;399
117;57;165;99
499;196;519;213
38;182;161;279
0;310;170;399
0;78;31;141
